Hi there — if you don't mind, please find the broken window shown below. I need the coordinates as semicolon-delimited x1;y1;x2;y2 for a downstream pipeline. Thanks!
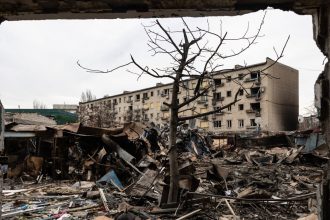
227;120;232;128
250;87;261;98
214;78;223;87
136;94;140;101
250;119;257;126
239;104;244;110
129;106;133;111
250;71;260;79
238;119;244;128
250;103;261;111
227;91;232;97
238;73;244;80
143;92;149;99
213;120;221;128
128;96;133;102
214;92;222;101
151;91;154;97
162;89;169;97
239;89;244;96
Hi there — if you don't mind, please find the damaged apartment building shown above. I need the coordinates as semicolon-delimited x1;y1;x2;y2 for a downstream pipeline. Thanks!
79;58;299;132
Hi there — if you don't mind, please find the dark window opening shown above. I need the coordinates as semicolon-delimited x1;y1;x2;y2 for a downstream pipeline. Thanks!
250;119;257;126
251;71;260;79
239;89;244;96
250;103;261;111
250;87;260;97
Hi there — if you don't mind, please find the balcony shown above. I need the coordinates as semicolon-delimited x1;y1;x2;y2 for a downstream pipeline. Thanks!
197;99;208;104
160;106;170;111
246;125;257;129
215;82;225;87
161;93;169;97
246;109;256;113
143;96;149;100
142;106;149;111
126;99;133;103
244;77;260;83
212;97;224;103
135;99;140;102
201;116;208;121
161;116;169;121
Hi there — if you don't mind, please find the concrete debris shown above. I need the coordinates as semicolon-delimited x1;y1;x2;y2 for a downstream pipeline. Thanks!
0;122;327;219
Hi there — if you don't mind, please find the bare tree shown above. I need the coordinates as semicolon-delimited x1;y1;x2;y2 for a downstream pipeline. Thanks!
33;100;46;109
80;89;96;102
78;13;289;203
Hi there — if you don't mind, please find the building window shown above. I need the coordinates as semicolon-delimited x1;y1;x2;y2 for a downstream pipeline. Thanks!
238;73;244;80
227;91;232;97
143;92;148;99
119;117;121;121
250;119;257;126
214;120;221;128
150;113;154;119
238;119;244;128
214;92;222;100
239;89;244;96
214;78;222;86
151;91;154;97
157;90;160;96
226;76;231;82
228;106;231;111
124;97;126;102
136;94;140;101
119;107;121;112
227;120;232;128
251;71;260;79
201;95;208;102
239;104;244;110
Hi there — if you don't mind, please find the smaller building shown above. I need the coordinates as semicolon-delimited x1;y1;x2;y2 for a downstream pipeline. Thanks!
5;109;78;125
53;104;78;114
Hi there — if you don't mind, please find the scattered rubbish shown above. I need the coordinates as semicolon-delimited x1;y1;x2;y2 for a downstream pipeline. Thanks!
0;121;326;219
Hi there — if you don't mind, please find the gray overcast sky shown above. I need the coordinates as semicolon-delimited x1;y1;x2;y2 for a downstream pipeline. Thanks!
0;9;325;115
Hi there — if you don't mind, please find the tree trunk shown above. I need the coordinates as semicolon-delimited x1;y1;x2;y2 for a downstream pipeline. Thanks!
168;79;180;203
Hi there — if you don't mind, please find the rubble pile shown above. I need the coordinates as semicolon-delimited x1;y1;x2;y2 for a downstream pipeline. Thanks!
0;122;328;219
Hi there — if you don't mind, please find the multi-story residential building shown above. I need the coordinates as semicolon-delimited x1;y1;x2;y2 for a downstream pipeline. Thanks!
78;58;299;132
